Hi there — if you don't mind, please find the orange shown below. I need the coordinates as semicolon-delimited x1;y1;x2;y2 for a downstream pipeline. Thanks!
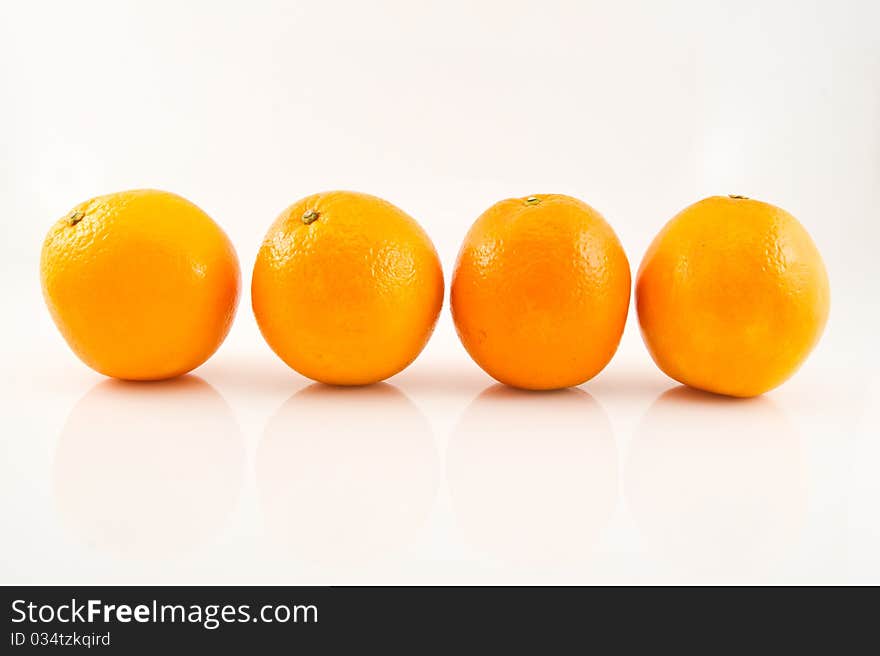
251;191;444;385
451;194;631;390
40;189;241;380
636;195;830;397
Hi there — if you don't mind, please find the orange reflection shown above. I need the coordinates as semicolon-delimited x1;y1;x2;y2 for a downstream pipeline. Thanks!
53;376;244;560
626;386;807;581
257;383;439;568
448;385;618;566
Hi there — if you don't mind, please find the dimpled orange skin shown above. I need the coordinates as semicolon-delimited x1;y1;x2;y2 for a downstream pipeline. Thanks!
251;191;444;386
41;190;241;380
636;196;830;398
451;194;631;391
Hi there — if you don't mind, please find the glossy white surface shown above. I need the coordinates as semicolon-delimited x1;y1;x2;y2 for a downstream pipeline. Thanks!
1;346;877;584
1;0;877;584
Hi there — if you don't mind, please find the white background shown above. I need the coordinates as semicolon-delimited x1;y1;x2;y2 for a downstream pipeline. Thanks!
1;0;878;584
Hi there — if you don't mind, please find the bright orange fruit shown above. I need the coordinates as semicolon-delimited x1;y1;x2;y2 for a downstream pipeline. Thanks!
40;189;241;380
636;195;830;397
251;191;444;385
451;194;631;390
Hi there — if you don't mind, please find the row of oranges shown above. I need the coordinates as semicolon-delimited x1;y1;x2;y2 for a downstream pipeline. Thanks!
41;190;829;397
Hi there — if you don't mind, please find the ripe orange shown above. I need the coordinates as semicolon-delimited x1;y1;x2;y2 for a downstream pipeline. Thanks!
40;189;241;380
451;194;631;390
636;195;830;397
251;191;444;385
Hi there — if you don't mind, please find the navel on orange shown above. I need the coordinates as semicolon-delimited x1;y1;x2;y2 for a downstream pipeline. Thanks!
636;195;830;397
251;191;444;385
40;189;241;380
451;194;631;390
